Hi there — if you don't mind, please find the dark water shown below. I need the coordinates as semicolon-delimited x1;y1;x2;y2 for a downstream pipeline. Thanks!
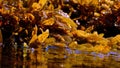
0;46;120;68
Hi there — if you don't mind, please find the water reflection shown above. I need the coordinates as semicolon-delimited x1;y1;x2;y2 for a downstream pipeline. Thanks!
1;45;120;68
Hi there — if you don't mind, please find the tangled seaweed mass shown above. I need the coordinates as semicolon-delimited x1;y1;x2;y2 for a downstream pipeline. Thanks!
0;0;120;67
0;0;120;68
0;0;120;52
